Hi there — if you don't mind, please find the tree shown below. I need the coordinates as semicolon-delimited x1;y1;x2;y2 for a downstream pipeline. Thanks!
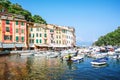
94;27;120;46
0;0;11;12
32;15;47;24
0;0;47;24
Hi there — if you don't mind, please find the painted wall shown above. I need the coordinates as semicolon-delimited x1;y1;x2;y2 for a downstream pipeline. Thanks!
1;20;13;43
0;20;2;42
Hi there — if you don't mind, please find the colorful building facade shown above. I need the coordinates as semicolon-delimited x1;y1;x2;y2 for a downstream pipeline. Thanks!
0;13;27;50
28;23;48;50
0;13;76;51
28;24;76;50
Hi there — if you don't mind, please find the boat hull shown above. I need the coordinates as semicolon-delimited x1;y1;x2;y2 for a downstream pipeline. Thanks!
91;61;107;65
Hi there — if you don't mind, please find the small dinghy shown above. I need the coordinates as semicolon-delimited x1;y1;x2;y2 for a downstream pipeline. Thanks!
91;57;108;65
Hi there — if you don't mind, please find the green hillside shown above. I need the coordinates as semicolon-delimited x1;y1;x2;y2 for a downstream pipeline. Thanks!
94;27;120;46
0;0;47;24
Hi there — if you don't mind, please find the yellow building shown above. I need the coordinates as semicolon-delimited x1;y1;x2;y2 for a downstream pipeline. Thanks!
27;23;76;50
28;23;48;50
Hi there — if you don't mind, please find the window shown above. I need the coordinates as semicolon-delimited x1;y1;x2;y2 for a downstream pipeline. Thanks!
44;39;47;44
44;34;47;37
40;33;42;37
57;40;58;44
51;40;54;43
21;29;24;33
62;29;65;33
36;28;39;31
51;34;53;38
21;22;24;25
16;29;18;33
36;33;38;37
44;29;46;32
59;31;61;34
29;39;34;43
30;28;33;31
40;39;42;43
50;29;54;32
6;20;9;24
32;39;34;43
29;33;31;37
59;36;61;39
59;41;61;44
6;27;10;32
39;28;41;31
21;37;24;42
32;34;34;38
16;21;18;25
56;35;58;38
16;36;19;42
36;39;38;43
4;35;12;40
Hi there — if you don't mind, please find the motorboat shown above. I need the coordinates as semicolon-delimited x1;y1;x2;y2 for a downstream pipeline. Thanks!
71;56;84;62
115;48;120;53
91;57;108;65
20;52;33;56
112;54;120;59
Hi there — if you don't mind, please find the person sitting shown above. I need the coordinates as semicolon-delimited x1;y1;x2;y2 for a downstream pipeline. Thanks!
68;54;72;61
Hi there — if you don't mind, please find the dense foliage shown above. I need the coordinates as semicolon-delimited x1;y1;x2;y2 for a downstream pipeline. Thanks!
0;0;47;24
94;27;120;46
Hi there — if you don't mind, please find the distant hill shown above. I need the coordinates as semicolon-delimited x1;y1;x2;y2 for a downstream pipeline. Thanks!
94;27;120;46
0;0;47;24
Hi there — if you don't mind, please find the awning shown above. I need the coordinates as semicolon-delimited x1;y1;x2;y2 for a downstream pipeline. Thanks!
52;45;68;48
0;42;2;48
15;43;25;47
2;43;15;48
29;44;35;47
35;44;49;47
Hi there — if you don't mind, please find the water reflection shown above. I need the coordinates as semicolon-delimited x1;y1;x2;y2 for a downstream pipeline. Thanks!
0;55;120;80
0;55;66;80
67;61;73;70
24;57;67;80
0;55;28;80
116;59;120;64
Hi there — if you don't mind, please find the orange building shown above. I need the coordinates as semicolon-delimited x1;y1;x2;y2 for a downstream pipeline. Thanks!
0;13;27;51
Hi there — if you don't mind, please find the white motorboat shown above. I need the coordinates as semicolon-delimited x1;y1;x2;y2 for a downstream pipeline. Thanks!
91;61;107;65
20;52;33;56
91;57;108;65
71;56;84;62
112;55;120;59
115;48;120;53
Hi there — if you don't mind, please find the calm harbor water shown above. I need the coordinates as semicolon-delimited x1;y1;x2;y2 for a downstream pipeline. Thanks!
0;54;120;80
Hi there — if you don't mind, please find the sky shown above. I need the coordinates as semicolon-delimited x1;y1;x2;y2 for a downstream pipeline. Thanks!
10;0;120;45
